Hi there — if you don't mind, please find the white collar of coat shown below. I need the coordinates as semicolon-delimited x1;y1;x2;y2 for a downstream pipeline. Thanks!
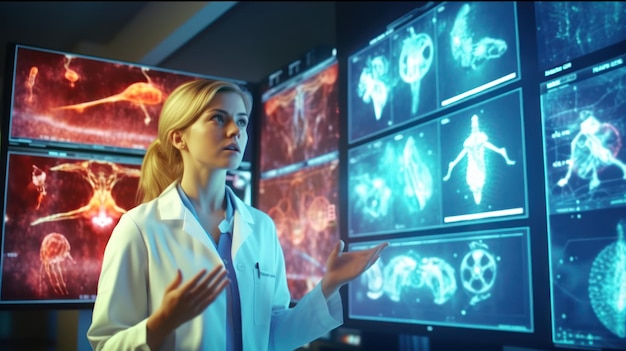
156;181;254;255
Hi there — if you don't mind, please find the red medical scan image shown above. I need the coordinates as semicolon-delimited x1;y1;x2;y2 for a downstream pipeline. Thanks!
0;152;141;302
260;62;340;172
257;159;340;301
9;46;207;153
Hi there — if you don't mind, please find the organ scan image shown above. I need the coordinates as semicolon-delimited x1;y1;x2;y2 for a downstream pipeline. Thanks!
0;152;141;301
542;63;626;215
257;159;340;301
348;120;441;237
535;1;626;73
549;209;626;350
389;9;437;127
440;89;525;223
260;61;339;172
348;36;394;143
9;45;207;153
348;228;532;332
435;1;519;106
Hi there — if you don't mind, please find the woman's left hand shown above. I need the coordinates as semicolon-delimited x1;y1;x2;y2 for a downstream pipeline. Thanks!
321;240;389;298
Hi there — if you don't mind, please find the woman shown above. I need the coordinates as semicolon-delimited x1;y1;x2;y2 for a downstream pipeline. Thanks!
87;79;388;351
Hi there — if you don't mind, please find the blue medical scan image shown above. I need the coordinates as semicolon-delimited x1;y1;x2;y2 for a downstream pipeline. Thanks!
535;1;626;74
348;228;533;332
389;9;438;125
549;209;626;350
348;121;441;237
348;37;393;143
435;1;519;107
439;89;526;224
542;62;626;215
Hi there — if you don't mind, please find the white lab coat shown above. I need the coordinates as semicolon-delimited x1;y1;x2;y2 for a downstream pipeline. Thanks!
87;181;343;351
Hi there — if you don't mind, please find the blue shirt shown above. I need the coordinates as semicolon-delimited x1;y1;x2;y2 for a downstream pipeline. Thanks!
177;184;243;351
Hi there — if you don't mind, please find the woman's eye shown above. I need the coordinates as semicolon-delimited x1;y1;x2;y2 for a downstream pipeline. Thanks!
211;114;225;123
237;119;249;127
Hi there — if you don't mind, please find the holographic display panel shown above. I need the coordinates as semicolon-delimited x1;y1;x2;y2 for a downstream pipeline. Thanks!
535;1;626;75
347;89;527;238
347;1;520;144
0;149;142;304
548;209;626;350
260;59;340;173
348;227;533;333
8;44;228;155
348;120;442;237
440;89;526;224
257;157;340;301
542;53;626;350
541;55;626;215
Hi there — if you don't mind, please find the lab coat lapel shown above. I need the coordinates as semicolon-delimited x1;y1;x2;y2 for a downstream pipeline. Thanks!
157;182;216;251
228;186;253;259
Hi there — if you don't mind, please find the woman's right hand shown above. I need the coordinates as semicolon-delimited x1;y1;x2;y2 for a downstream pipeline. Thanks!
147;266;229;349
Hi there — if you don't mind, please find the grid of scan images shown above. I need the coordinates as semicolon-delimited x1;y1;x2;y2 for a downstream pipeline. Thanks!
344;1;626;350
257;56;341;301
345;1;534;335
537;1;626;350
0;44;252;305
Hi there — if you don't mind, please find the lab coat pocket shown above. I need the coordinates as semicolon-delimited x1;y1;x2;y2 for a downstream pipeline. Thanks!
253;265;276;325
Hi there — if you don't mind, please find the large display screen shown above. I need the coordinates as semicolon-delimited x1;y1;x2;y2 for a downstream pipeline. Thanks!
0;149;142;305
348;227;533;333
6;44;248;156
347;89;527;237
542;52;626;350
257;56;341;301
347;1;520;145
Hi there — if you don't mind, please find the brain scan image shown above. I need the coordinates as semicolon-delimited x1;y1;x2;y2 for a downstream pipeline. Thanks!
389;10;438;123
542;64;626;215
9;46;210;153
348;228;532;332
439;89;526;223
535;1;626;72
257;159;340;301
1;152;141;301
435;1;519;107
348;120;441;237
260;62;339;172
549;209;626;349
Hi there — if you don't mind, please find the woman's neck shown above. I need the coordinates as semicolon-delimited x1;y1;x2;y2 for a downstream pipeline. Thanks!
179;171;227;214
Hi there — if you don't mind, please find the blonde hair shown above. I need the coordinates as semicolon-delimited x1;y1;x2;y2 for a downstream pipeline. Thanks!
137;79;253;203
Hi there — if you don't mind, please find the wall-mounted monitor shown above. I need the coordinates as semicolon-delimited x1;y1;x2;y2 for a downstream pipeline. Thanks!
347;88;527;238
535;1;626;78
257;156;340;302
0;148;142;306
347;1;521;145
5;44;248;156
348;227;533;333
542;52;626;350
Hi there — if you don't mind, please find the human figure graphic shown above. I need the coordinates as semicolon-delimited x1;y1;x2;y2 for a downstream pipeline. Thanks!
557;112;626;191
443;114;516;204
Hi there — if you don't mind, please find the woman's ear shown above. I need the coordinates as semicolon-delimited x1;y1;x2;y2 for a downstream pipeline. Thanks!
169;130;186;151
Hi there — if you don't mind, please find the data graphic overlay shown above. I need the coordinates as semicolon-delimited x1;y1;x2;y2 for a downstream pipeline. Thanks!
435;1;519;107
260;59;339;173
257;157;340;301
541;55;626;215
548;209;626;350
348;227;533;333
347;1;520;145
535;1;626;76
348;120;441;237
7;44;244;155
440;89;526;224
0;149;142;304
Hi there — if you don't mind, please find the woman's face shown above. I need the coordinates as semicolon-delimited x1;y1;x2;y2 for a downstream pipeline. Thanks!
182;91;249;171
